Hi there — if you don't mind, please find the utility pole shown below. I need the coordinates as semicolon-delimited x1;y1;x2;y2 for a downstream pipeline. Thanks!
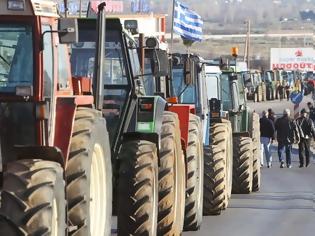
79;0;82;18
244;19;251;69
64;0;68;18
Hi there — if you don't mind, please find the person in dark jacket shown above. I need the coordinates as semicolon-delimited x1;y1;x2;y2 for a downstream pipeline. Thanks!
296;108;315;167
260;111;275;168
285;83;291;101
278;84;285;101
307;102;315;123
275;109;297;168
268;108;276;124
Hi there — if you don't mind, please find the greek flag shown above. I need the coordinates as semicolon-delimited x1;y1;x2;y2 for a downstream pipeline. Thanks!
173;0;203;42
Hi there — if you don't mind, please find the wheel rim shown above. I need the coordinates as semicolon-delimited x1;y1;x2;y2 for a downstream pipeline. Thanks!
227;129;233;198
90;144;107;236
151;165;158;236
196;137;203;222
173;141;179;231
174;136;185;233
51;198;58;236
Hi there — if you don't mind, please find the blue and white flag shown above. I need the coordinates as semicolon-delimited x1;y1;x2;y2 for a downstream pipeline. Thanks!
173;0;203;42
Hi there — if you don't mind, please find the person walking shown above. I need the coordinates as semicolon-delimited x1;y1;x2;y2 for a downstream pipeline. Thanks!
296;108;315;168
275;109;298;168
260;111;275;168
285;83;291;101
268;108;276;124
278;84;284;101
307;102;315;124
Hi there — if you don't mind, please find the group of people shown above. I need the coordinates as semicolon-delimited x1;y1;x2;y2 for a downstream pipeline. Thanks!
260;102;315;168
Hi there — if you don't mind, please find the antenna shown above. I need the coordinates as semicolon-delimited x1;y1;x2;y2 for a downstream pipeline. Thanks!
244;19;251;69
64;0;68;17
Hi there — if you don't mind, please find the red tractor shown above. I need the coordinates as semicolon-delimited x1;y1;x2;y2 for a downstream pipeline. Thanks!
0;1;112;235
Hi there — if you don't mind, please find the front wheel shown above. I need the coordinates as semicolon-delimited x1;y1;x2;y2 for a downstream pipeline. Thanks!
232;136;254;194
117;140;158;236
184;114;204;231
203;122;230;215
0;159;66;236
251;113;261;192
158;111;186;235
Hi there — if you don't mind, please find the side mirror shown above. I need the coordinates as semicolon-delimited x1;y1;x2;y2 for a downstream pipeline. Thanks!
151;50;169;77
239;104;245;111
124;20;139;35
228;73;238;81
184;58;194;85
58;18;78;44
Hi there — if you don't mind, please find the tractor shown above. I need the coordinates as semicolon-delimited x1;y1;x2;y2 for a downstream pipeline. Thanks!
263;70;276;100
244;70;266;102
70;6;187;235
143;44;205;231
0;0;112;235
171;53;233;216
214;64;261;194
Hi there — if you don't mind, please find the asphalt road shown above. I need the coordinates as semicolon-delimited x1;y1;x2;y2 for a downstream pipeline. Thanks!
184;97;315;236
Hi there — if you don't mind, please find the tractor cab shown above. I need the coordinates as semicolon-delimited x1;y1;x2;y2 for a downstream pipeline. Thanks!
0;2;115;236
72;18;141;150
0;0;78;162
171;53;210;144
171;53;206;111
142;37;170;97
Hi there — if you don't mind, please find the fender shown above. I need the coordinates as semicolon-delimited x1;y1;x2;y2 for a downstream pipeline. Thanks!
136;96;166;137
121;132;160;165
53;96;93;165
248;109;254;137
14;146;65;168
168;104;195;149
232;131;250;138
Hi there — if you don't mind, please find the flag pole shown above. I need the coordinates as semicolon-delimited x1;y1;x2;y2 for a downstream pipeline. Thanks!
170;0;176;54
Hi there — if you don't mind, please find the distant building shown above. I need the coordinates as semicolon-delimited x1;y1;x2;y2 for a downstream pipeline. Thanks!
54;0;124;16
131;0;151;13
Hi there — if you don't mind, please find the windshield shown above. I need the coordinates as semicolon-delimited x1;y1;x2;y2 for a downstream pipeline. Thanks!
237;76;246;105
221;73;232;110
172;68;196;104
143;58;155;95
205;73;220;99
71;28;129;145
265;72;274;82
0;24;33;93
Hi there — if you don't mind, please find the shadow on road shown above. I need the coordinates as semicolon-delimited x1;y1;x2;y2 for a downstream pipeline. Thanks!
229;191;315;211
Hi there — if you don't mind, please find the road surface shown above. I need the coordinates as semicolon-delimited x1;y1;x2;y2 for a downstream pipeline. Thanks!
184;98;315;236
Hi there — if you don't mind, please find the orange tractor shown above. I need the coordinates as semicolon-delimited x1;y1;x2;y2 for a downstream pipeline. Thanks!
0;1;112;235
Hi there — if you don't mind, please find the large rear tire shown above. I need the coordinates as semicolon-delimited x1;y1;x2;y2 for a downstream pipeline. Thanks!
0;159;66;236
203;122;230;215
66;107;112;236
117;140;158;236
232;136;253;194
158;111;186;236
183;114;204;231
251;113;261;192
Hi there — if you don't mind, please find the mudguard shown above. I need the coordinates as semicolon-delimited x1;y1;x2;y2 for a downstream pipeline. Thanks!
14;146;65;168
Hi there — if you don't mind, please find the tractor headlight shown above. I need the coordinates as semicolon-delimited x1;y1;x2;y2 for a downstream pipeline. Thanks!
7;0;25;10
